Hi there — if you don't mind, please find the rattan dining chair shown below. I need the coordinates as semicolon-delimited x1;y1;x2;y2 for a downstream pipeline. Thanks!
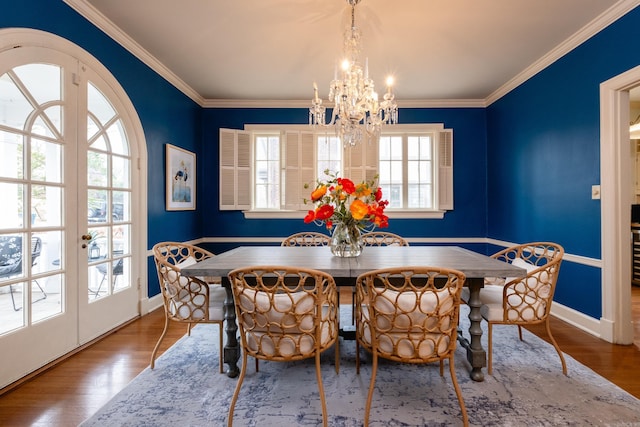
462;242;567;375
281;231;331;247
151;242;226;373
227;265;340;427
355;266;468;427
360;231;409;247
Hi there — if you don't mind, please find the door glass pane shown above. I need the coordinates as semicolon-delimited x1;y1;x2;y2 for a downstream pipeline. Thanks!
112;156;130;189
88;189;109;224
0;183;23;230
108;120;128;156
0;131;23;180
31;185;62;228
88;151;108;187
31;138;62;183
113;191;130;222
0;71;33;130
13;64;60;107
87;83;115;125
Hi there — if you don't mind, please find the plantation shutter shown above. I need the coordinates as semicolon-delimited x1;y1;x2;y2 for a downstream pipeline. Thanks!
438;129;453;210
344;137;379;184
219;128;251;210
283;131;314;210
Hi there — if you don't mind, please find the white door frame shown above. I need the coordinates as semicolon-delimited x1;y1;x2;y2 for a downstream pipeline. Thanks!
599;65;640;344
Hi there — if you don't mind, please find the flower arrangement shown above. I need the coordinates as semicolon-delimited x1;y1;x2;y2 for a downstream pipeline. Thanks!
303;170;389;231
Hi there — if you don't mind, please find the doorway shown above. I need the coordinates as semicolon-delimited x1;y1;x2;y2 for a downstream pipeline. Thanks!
599;65;640;345
0;29;146;389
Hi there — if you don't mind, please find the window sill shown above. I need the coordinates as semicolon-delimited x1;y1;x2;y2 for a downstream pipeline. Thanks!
242;210;446;220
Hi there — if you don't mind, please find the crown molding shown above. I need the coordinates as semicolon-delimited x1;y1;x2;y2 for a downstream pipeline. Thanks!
486;0;640;106
63;0;205;106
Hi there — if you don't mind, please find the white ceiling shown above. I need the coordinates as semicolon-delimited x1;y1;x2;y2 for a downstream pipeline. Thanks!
69;0;637;105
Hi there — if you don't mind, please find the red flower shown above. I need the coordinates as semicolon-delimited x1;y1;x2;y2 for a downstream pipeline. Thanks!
337;178;355;194
303;210;316;223
374;187;383;201
315;204;334;220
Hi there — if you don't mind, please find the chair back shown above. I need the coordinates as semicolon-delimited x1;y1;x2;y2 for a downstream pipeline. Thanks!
355;266;465;364
152;242;215;322
491;242;564;323
0;235;23;279
361;231;409;247
281;232;331;247
228;265;339;362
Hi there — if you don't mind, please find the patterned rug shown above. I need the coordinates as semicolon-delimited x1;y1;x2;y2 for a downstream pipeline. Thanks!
80;306;640;426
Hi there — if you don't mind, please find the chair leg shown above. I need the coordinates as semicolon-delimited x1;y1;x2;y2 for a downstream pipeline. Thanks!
218;322;224;374
227;351;248;427
364;351;379;427
439;360;444;376
150;315;170;369
355;337;361;374
315;351;329;427
448;355;469;427
32;279;47;303
487;322;494;375
9;285;21;311
545;318;568;375
351;287;356;325
518;325;523;341
334;338;340;374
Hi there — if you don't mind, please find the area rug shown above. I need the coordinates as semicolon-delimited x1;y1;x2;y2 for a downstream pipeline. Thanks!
80;306;640;426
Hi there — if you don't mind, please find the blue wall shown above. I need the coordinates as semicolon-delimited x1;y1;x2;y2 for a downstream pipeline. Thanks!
486;6;640;318
5;1;640;318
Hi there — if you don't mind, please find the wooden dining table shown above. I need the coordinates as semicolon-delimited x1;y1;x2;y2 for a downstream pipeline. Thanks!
181;245;525;382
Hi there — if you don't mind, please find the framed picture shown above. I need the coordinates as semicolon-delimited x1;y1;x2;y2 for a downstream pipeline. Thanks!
166;144;196;210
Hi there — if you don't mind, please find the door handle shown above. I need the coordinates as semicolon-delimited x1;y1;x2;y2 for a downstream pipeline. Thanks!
81;234;92;241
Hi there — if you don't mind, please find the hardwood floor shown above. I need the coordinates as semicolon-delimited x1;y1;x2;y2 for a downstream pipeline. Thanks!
1;288;639;427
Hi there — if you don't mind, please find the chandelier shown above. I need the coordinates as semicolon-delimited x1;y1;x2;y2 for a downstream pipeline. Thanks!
309;0;398;147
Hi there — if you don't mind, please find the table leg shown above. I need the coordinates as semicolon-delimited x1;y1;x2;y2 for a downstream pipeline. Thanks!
457;277;486;382
222;277;240;378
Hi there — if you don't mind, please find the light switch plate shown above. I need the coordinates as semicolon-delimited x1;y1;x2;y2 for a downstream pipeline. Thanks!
592;185;601;200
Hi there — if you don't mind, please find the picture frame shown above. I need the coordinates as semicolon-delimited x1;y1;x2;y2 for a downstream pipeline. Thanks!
165;143;196;211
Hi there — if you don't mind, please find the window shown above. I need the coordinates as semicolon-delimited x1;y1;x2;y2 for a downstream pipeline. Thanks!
220;124;452;218
380;134;434;209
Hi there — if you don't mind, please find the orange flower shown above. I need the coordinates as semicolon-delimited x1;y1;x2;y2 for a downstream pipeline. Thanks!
350;199;369;221
355;183;372;197
310;185;327;201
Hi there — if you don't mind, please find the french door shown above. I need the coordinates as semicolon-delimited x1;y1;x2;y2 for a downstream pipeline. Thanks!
0;41;140;389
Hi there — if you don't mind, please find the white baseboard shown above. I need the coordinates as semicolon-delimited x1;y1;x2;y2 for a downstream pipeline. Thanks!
140;293;163;315
551;302;601;338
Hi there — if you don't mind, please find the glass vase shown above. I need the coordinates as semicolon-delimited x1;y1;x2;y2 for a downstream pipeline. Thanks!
330;221;363;257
